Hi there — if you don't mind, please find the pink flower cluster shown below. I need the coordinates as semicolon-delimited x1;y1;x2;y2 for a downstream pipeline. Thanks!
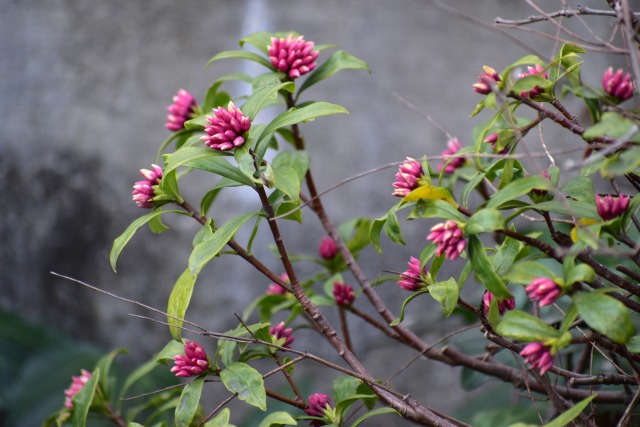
427;220;466;260
473;65;501;95
397;257;427;292
482;291;515;316
64;369;92;408
270;321;295;348
132;164;163;209
520;342;554;375
305;393;334;426
333;281;355;307
268;34;319;79
266;273;290;295
171;340;209;377
201;102;251;151
518;64;548;98
526;277;561;307
392;157;425;197
602;67;635;101
165;89;197;131
438;138;465;174
318;236;338;260
596;194;630;221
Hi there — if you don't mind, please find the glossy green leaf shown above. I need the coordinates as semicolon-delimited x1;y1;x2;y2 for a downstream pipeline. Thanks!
241;82;295;120
543;394;596;427
189;212;258;276
487;175;553;209
155;340;189;365
429;278;459;317
503;261;556;285
206;50;273;70
564;263;595;286
164;147;226;174
601;146;640;178
349;407;399;427
184;113;208;131
510;74;553;95
110;209;188;271
167;268;197;341
175;376;205;427
272;164;300;201
203;408;237;427
573;291;635;343
257;411;297;427
384;209;405;245
272;150;310;181
298;50;370;94
465;208;505;235
71;368;100;427
559;176;595;204
468;235;512;298
413;199;466;221
493;231;520;276
220;362;266;411
496;310;560;341
333;376;361;403
369;215;386;254
190;155;255;187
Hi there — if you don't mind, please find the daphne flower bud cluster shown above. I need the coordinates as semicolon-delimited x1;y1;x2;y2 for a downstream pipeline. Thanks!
201;102;251;151
270;321;295;348
427;220;466;260
518;64;548;98
64;369;92;408
438;138;465;174
392;157;425;197
520;342;553;375
318;236;338;260
473;65;501;95
482;291;515;316
305;393;334;426
132;164;163;209
268;34;319;79
602;67;635;101
526;277;561;307
397;257;427;292
171;340;209;377
165;89;197;131
266;273;290;295
333;281;355;307
596;194;630;221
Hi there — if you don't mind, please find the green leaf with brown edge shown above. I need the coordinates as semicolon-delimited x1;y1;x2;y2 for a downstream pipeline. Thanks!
572;291;635;344
220;362;267;411
298;50;370;95
71;368;100;427
465;208;505;235
175;376;205;427
167;268;197;341
468;235;512;298
486;175;554;209
496;310;561;341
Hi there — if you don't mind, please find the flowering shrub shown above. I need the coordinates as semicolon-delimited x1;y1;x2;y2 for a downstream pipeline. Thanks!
47;6;640;426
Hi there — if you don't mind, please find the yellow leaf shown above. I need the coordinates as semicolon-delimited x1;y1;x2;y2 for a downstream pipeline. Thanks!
402;185;458;207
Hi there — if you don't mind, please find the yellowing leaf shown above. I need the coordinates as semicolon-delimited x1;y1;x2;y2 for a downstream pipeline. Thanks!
402;185;458;207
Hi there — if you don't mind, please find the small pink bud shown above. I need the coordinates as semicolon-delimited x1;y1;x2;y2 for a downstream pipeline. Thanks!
602;67;635;101
392;157;425;197
333;281;355;306
427;220;466;260
482;291;515;316
318;236;338;260
518;64;548;98
305;393;334;426
132;164;163;209
473;65;502;95
268;34;319;79
171;340;209;378
438;138;465;174
520;342;554;375
270;321;295;348
525;277;562;307
165;89;197;131
397;257;427;292
266;273;290;295
200;102;251;151
596;194;630;221
64;369;92;408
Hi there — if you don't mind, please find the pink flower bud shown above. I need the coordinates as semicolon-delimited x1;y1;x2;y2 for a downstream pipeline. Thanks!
64;369;92;408
165;89;197;131
482;291;515;316
427;220;467;260
518;64;548;98
438;138;465;174
268;34;319;79
305;393;334;426
132;164;163;209
333;281;355;306
525;277;562;307
200;102;251;151
520;342;554;375
397;257;427;292
473;65;502;95
266;273;289;295
318;236;338;260
392;157;425;197
602;67;635;101
171;340;210;377
270;321;295;348
596;194;630;221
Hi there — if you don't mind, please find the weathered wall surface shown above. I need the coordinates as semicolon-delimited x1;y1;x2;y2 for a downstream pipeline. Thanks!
0;0;614;424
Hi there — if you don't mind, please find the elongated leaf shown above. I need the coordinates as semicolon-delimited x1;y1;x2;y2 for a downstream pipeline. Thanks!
95;348;127;397
504;261;556;285
118;358;159;409
402;185;457;207
272;150;310;181
189;212;258;275
272;164;300;201
350;407;399;427
564;263;595;286
220;362;266;410
496;310;561;341
240;31;298;55
390;290;429;326
527;200;599;220
559;176;595;204
493;230;520;276
468;235;512;298
543;394;596;427
369;215;386;254
465;208;505;235
487;176;553;209
175;376;205;427
298;50;370;94
510;74;553;95
110;210;188;271
413;199;466;221
167;268;197;341
257;411;297;427
573;291;635;343
206;50;273;70
71;368;100;427
188;156;255;187
164;147;225;174
203;408;237;427
241;82;295;120
385;209;405;245
429;278;459;317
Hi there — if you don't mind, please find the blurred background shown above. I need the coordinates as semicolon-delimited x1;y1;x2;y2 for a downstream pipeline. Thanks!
0;0;622;425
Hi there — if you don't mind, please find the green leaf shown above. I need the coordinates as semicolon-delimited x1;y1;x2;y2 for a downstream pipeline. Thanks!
527;200;599;221
543;394;596;427
203;408;237;427
428;278;460;317
413;199;466;222
155;340;188;365
110;209;188;271
369;215;386;254
349;407;399;427
572;291;635;343
206;50;273;70
95;348;126;397
487;176;553;209
384;208;405;245
71;368;100;427
559;176;595;204
496;310;561;341
239;31;298;55
465;208;505;235
504;261;556;285
627;336;640;353
583;112;640;142
493;231;520;276
118;358;159;409
298;50;370;94
188;156;255;187
257;411;297;427
167;268;197;341
272;164;300;201
468;235;512;298
241;82;295;120
272;150;310;181
602;146;640;178
510;74;553;95
390;290;429;326
564;263;595;286
220;362;266;411
175;376;205;427
333;376;360;403
189;212;258;276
